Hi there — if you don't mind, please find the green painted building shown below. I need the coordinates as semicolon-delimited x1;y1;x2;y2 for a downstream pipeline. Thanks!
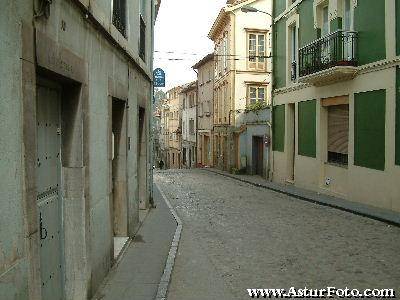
271;0;400;214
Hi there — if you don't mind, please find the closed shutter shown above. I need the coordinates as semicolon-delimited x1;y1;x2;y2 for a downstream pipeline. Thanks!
328;105;349;154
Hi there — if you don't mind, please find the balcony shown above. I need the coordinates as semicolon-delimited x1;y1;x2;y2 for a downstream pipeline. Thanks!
298;30;358;86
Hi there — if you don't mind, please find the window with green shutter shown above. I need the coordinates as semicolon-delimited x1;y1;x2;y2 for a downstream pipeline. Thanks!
273;105;285;152
354;0;386;65
396;0;400;56
354;90;386;171
396;67;400;166
298;100;316;158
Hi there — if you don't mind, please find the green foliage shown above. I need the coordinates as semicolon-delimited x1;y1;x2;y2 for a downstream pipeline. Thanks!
154;88;167;105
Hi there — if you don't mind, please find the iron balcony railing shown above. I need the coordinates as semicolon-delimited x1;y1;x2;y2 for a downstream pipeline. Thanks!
298;30;358;77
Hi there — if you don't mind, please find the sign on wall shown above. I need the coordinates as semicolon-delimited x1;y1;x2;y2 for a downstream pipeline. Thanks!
153;68;166;87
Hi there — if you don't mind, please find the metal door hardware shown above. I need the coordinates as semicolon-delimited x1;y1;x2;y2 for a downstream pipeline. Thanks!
39;212;48;240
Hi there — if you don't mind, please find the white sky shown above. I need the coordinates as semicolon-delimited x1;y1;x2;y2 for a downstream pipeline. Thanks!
154;0;227;91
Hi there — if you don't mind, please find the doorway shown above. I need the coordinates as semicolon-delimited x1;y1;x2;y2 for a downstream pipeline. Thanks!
204;135;210;165
223;136;228;171
111;99;129;259
36;81;65;300
252;136;264;176
138;107;148;209
189;148;192;168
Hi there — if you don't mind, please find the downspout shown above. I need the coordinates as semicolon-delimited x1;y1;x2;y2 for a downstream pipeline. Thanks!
268;1;275;182
149;0;155;206
231;11;236;170
193;69;199;167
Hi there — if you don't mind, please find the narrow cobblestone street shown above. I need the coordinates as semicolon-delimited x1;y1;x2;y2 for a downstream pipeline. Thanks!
155;169;400;300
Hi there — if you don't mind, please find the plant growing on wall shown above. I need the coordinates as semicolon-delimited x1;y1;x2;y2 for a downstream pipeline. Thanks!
244;101;269;113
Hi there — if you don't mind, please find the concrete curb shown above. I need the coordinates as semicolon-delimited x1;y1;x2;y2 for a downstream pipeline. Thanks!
155;183;183;300
203;169;400;227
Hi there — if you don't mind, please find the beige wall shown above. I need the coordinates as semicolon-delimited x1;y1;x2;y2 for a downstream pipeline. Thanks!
165;86;182;168
273;66;400;212
197;59;214;131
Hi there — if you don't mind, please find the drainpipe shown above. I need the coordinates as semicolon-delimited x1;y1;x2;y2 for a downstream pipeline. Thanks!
149;0;155;207
269;1;275;182
193;69;199;168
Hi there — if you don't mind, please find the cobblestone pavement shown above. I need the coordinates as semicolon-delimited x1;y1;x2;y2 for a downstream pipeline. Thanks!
154;169;400;300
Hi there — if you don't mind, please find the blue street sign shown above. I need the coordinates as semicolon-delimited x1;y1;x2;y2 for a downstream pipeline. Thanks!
153;68;166;87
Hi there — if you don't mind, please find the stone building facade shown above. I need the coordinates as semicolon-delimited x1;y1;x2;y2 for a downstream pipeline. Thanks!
181;81;198;168
166;86;183;168
0;0;160;299
208;0;272;174
193;54;215;167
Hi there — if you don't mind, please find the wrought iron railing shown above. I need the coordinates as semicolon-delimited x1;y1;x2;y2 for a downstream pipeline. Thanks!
299;30;357;77
291;61;297;81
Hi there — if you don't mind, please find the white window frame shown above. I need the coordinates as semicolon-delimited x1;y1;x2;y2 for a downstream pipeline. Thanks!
285;13;299;85
247;85;267;105
247;31;267;71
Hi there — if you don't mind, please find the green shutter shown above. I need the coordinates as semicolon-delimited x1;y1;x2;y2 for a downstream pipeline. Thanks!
274;20;287;89
354;90;386;171
298;0;319;48
396;0;400;56
273;0;286;17
273;105;285;152
298;100;316;158
396;67;400;165
354;0;386;65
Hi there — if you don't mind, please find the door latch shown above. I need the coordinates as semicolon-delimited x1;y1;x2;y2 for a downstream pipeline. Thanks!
39;212;48;240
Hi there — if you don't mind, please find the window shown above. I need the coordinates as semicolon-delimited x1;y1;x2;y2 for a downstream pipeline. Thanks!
354;90;386;171
248;33;266;70
112;0;127;37
343;0;352;31
223;85;228;122
289;24;297;81
189;119;195;135
182;97;186;110
327;104;349;165
140;0;146;17
298;100;316;158
273;105;285;152
189;94;194;107
223;32;228;70
139;18;146;61
248;86;266;104
397;67;400;166
214;55;218;78
322;5;329;37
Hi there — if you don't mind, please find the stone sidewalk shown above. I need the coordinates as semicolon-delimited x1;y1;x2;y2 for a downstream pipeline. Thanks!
93;185;177;300
203;168;400;226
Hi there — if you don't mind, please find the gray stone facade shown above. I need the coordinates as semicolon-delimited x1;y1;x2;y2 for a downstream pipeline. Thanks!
0;0;158;299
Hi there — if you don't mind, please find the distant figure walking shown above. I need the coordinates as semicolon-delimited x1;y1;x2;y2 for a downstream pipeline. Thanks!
159;160;164;170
